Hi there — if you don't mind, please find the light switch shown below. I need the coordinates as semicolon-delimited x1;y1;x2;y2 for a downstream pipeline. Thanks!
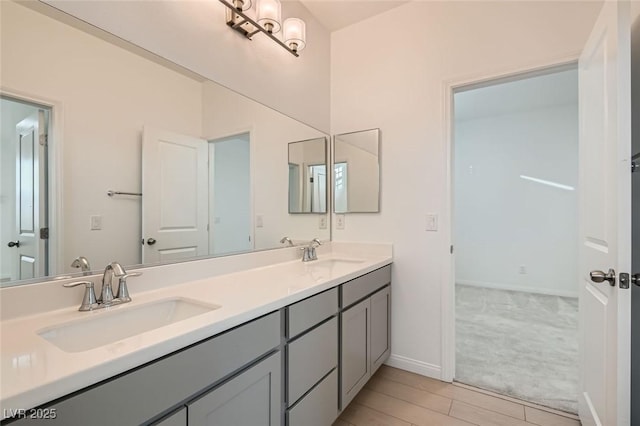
256;215;264;228
426;214;438;231
319;216;327;229
90;215;102;230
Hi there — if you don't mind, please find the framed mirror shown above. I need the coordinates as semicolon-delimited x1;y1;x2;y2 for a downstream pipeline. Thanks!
333;128;380;213
288;137;328;214
0;1;329;287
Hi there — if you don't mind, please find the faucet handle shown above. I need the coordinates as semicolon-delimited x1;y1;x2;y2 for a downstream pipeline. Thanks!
63;281;99;311
116;272;142;303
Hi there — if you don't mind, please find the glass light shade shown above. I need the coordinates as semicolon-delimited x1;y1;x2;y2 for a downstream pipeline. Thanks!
256;0;281;34
232;0;252;12
283;18;306;53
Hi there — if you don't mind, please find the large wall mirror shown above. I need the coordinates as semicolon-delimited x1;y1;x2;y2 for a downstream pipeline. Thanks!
288;137;327;214
0;1;329;287
333;128;380;213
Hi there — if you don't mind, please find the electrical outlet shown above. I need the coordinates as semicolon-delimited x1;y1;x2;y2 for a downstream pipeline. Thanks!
426;214;438;231
256;215;264;228
519;265;527;274
319;215;327;229
336;214;345;230
90;215;102;230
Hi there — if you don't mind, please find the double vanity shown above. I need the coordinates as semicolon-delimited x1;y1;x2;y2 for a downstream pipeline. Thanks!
0;243;392;425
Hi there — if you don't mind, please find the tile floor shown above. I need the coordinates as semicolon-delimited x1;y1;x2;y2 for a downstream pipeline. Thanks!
455;285;579;413
333;366;581;426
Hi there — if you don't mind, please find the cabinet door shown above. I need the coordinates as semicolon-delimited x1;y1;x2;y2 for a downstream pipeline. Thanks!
188;352;281;426
340;298;370;409
370;286;391;374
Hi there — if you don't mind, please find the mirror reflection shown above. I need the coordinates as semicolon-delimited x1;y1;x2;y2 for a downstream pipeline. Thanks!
0;1;329;287
333;129;381;213
288;137;328;214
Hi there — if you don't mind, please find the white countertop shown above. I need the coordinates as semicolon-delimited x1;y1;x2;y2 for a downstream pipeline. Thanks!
0;244;392;416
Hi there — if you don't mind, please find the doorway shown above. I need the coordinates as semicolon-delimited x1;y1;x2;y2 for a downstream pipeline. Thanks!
208;133;252;255
452;67;579;413
0;95;50;283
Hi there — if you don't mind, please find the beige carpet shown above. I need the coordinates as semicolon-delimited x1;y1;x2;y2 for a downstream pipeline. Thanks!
455;284;579;414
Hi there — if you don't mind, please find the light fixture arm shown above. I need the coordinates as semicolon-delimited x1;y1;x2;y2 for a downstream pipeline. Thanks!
219;0;299;57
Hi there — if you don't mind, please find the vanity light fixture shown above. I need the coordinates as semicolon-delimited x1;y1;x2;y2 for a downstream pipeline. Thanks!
219;0;305;57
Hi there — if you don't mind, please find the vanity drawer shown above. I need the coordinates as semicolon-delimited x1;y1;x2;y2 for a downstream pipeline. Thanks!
287;287;338;338
341;265;391;309
12;311;281;426
287;316;338;405
287;369;338;426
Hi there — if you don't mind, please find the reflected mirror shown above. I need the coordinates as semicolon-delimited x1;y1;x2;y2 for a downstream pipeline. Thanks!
333;128;380;213
288;137;328;214
0;1;329;287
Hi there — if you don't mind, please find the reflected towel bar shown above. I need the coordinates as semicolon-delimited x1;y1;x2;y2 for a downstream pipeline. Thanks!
107;190;142;197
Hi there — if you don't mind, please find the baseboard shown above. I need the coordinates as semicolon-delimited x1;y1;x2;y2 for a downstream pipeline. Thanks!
456;279;578;299
385;354;442;380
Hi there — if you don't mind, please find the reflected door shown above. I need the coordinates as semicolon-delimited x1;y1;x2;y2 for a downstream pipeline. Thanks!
142;127;209;263
13;111;47;280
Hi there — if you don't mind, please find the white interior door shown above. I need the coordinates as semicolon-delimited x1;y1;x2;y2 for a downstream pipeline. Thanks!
142;126;208;263
13;111;47;280
578;1;632;425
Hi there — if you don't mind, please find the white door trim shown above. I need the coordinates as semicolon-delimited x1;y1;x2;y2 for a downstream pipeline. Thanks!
0;86;64;279
440;54;580;382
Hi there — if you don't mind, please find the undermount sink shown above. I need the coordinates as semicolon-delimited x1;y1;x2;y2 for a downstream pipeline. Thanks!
312;258;364;267
38;298;220;353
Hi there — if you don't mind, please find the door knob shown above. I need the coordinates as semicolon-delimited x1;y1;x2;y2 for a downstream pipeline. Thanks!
7;241;20;248
147;238;156;246
590;269;616;286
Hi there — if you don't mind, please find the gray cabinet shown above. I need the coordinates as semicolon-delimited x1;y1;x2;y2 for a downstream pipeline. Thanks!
339;265;392;411
370;286;391;373
340;298;370;408
188;352;281;426
285;289;339;426
10;312;281;426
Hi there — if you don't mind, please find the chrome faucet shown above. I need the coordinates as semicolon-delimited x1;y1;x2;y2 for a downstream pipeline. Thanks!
65;261;143;311
280;236;294;247
301;238;322;262
70;256;92;276
100;262;126;306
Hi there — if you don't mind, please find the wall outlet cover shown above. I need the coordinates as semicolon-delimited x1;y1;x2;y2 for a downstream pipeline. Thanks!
336;214;345;230
256;215;264;228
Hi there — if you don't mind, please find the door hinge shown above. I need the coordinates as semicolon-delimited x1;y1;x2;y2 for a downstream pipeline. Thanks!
40;227;49;240
39;134;48;146
632;161;638;173
450;245;454;254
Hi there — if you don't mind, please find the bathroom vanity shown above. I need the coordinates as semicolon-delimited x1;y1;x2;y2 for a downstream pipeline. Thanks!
0;244;391;425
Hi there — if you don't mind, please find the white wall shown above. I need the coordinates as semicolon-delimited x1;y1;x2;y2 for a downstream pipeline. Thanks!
43;0;331;133
1;2;203;273
454;102;578;298
331;1;601;378
202;81;329;248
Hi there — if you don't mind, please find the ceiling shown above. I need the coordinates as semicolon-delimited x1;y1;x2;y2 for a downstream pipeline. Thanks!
296;0;409;32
